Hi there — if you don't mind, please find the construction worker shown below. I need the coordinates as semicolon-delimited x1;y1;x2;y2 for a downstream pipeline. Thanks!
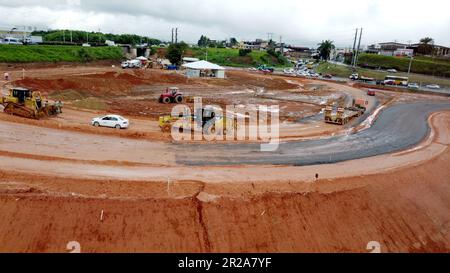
4;72;10;81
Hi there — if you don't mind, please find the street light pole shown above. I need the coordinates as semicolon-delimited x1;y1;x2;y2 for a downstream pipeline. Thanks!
408;55;413;75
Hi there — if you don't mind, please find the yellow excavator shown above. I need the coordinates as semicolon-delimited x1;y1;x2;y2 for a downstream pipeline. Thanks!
1;87;62;119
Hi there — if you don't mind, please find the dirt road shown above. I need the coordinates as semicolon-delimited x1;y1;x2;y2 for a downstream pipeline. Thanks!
0;65;449;253
0;110;449;252
0;102;448;171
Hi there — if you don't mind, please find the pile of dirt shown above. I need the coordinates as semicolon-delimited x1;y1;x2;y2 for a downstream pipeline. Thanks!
0;147;449;252
13;70;190;97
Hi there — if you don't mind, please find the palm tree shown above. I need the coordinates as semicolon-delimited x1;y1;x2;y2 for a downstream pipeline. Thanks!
420;37;434;45
317;40;335;60
419;37;434;55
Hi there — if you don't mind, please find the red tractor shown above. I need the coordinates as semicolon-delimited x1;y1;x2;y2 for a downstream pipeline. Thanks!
159;87;184;104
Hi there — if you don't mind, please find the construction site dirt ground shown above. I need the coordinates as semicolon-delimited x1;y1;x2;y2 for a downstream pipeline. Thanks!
0;64;449;253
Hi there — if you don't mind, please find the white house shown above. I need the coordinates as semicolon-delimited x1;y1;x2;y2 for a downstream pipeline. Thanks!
182;60;226;79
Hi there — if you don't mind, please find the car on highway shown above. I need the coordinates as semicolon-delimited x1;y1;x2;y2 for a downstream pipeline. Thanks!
283;68;295;75
407;83;420;90
1;37;23;45
91;115;129;129
383;79;396;85
426;84;441;89
386;69;398;73
367;89;377;96
322;74;333;79
349;73;359;80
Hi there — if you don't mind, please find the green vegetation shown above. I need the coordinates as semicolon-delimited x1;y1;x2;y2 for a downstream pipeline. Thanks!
197;35;227;48
190;47;289;67
316;62;450;87
357;53;450;77
317;40;335;60
239;49;252;56
0;45;124;63
71;97;107;111
32;30;161;46
49;90;86;101
166;42;189;65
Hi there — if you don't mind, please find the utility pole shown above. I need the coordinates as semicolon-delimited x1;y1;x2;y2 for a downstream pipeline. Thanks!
175;28;178;44
408;55;413;75
171;28;174;44
70;30;73;43
352;28;358;67
63;29;65;43
280;35;284;55
354;28;363;68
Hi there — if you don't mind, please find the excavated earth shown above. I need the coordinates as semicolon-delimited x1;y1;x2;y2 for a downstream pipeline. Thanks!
0;64;449;253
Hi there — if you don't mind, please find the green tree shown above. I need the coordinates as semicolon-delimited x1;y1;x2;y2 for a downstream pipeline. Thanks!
317;40;335;60
78;48;93;62
198;35;210;47
239;49;251;56
420;37;434;44
418;37;434;55
166;42;188;66
34;30;161;46
230;37;238;47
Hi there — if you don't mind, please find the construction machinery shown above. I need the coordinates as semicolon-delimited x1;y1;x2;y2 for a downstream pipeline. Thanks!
159;106;236;135
257;65;274;73
324;99;367;125
1;87;62;119
159;87;184;104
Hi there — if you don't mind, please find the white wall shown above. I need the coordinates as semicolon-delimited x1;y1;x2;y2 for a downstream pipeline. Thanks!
186;69;200;78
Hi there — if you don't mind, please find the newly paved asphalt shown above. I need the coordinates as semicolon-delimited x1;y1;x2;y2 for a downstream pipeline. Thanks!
176;102;450;166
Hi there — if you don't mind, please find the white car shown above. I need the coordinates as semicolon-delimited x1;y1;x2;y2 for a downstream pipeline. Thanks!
283;68;294;74
121;59;142;69
386;69;397;73
91;115;129;129
407;83;420;89
2;37;23;45
426;84;441;89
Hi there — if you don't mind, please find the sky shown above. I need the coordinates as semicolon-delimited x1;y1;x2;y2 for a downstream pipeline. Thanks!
0;0;449;48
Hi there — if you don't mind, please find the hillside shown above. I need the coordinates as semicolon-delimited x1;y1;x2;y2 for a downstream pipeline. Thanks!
0;45;124;63
357;53;450;77
187;48;289;68
316;62;450;87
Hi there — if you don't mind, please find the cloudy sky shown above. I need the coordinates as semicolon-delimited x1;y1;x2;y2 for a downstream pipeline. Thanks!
0;0;449;47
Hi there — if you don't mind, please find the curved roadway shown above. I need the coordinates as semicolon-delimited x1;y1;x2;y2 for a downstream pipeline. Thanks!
175;102;450;165
0;102;449;167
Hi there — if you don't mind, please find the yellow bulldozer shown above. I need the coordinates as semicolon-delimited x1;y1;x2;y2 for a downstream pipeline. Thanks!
159;107;237;135
1;87;62;119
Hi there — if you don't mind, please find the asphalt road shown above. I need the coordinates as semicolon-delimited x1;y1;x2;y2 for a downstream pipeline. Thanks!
176;102;450;166
0;101;448;168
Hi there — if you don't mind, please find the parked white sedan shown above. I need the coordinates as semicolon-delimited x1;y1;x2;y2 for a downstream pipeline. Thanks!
426;84;441;89
91;115;129;129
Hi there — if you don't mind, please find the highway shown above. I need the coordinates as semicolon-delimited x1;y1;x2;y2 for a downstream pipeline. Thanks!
176;102;450;165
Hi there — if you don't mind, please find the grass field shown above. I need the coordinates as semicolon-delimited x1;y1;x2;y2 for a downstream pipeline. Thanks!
0;45;124;63
189;47;290;68
357;53;450;77
317;62;450;88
